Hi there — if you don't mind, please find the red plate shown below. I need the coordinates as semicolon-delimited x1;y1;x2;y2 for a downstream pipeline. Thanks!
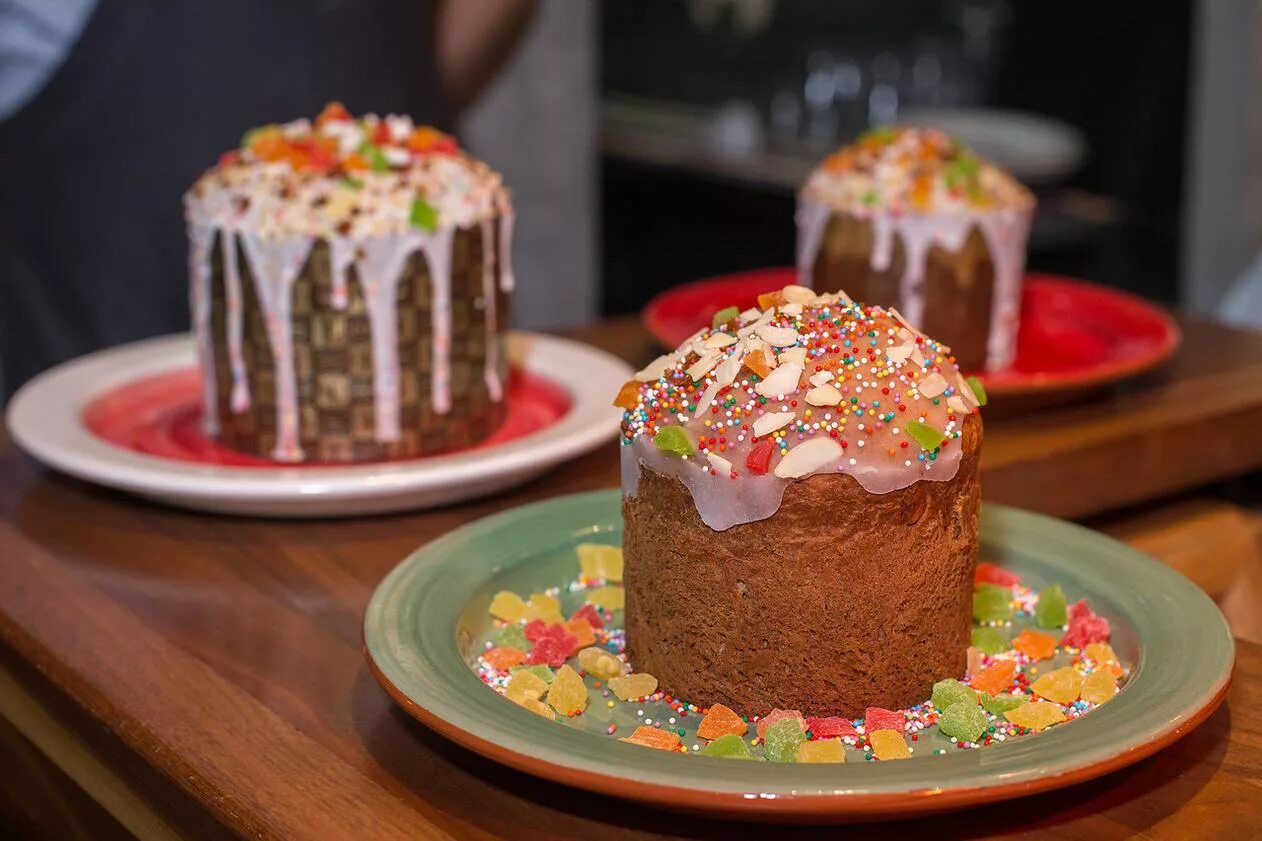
643;268;1180;400
83;367;572;467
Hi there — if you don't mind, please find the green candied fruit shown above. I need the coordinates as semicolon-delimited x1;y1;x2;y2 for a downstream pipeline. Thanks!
981;692;1029;715
931;678;977;712
409;197;438;231
711;306;740;327
702;733;754;760
508;664;554;684
973;583;1014;623
763;717;807;763
965;375;988;407
495;623;529;650
939;700;990;743
1035;584;1068;629
906;420;947;451
971;626;1010;655
653;426;694;456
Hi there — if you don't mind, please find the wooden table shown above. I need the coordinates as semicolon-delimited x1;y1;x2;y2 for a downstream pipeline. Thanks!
2;317;1261;840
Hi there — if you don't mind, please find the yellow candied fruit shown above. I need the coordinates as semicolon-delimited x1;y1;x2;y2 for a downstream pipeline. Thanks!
798;739;846;763
1080;670;1119;706
1083;642;1119;664
577;543;624;581
519;698;556;720
869;729;910;760
504;669;549;705
547;665;589;716
577;646;626;680
608;672;658;701
489;591;529;623
1004;700;1066;732
586;586;625;611
1030;667;1083;705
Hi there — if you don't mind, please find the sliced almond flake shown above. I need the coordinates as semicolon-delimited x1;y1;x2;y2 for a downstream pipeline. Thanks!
777;346;808;366
707;452;733;473
738;307;762;323
956;373;979;406
778;302;803;317
752;411;794;437
704;333;738;349
692;381;721;419
686;353;720;382
757;324;800;348
911;347;925;367
780;285;817;305
808;370;835;387
947;395;969;414
737;310;774;338
918;372;949;398
713;354;742;388
754;363;803;397
805;384;843;406
888;306;922;334
896;327;916;343
634;354;674;382
774;437;843;479
834;288;854;305
886;344;914;365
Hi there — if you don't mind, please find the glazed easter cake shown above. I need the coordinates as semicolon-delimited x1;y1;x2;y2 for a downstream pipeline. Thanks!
616;284;984;716
798;128;1034;372
185;102;513;463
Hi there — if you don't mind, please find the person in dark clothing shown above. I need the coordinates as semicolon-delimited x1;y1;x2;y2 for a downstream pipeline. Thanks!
0;0;535;400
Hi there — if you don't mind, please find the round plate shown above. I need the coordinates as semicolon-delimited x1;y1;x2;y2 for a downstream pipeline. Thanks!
642;268;1180;401
364;490;1234;821
6;333;630;517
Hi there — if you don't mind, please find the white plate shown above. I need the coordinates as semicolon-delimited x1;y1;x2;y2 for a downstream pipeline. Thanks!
6;332;630;517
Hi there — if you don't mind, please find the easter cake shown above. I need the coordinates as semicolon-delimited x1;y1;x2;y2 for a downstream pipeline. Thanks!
797;127;1034;372
185;102;513;463
617;284;985;716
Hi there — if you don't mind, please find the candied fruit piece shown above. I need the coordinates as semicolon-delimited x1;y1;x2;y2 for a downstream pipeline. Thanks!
482;646;526;671
702;733;754;759
653;426;694;456
523;619;550;642
547;665;588;716
756;709;806;740
570;603;604;629
504;669;549;705
525;632;577;667
931;679;977;712
975;562;1019;586
967;645;985;677
1062;599;1111;649
576;543;624;581
939;701;989;743
577;646;625;680
612;380;640;410
608;672;658;701
764;717;808;763
969;660;1016;696
509;664;554;684
1030;667;1083;705
489;591;529;623
1082;642;1119;665
745;438;775;474
622;726;681;751
585;586;625;611
805;716;857;740
798;739;846;763
869;729;910;760
525;592;564;624
980;692;1028;715
864;707;905;734
1080;669;1119;705
495;623;528;650
565;618;596;649
1012;628;1058;661
973;583;1014;622
697;704;747;740
971;626;1010;656
1035;584;1068;629
712;305;740;327
1005;701;1066;732
519;698;555;720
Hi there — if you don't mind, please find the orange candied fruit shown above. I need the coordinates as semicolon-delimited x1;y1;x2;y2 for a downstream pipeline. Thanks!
621;726;681;751
612;380;640;410
316;101;351;127
968;659;1016;696
1012;628;1058;662
482;646;526;671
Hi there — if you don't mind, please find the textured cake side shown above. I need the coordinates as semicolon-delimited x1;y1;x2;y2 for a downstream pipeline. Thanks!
623;414;982;717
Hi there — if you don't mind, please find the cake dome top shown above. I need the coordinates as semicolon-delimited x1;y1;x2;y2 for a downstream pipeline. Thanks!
617;284;984;529
185;102;511;239
802;127;1033;216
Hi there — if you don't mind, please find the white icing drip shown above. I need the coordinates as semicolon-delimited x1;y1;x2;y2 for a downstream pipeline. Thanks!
220;231;251;412
238;233;314;461
795;198;830;287
480;218;503;401
326;236;355;311
497;210;515;292
884;214;975;328
621;432;963;531
979;208;1033;370
353;233;417;442
188;222;218;435
419;227;456;414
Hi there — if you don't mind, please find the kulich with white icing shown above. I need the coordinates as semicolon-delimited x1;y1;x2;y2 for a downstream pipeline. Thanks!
186;103;513;463
798;127;1034;372
617;284;983;531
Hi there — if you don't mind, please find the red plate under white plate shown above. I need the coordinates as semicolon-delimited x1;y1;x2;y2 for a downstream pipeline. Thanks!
643;269;1180;402
7;332;631;517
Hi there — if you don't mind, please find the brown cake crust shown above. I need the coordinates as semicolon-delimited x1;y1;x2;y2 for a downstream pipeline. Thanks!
623;414;981;717
208;222;509;462
811;211;994;371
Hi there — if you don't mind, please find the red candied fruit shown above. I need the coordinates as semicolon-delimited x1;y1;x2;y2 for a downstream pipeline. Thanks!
570;603;604;629
1061;599;1111;649
805;716;858;740
746;439;775;475
864;707;904;733
975;562;1019;586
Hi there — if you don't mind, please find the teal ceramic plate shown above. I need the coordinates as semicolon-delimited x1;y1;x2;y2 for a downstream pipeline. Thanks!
364;490;1234;821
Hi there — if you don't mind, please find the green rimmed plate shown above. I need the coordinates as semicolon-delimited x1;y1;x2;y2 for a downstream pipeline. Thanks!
363;490;1234;821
